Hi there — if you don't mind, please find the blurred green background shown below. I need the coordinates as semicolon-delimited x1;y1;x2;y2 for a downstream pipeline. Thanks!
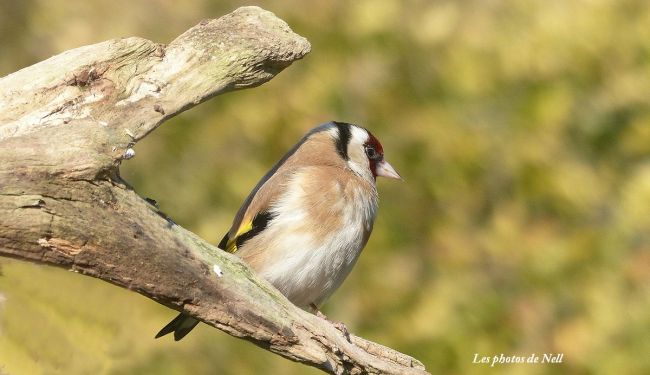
1;0;649;374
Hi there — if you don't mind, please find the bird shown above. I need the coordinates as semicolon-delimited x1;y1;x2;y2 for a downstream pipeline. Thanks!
155;121;401;341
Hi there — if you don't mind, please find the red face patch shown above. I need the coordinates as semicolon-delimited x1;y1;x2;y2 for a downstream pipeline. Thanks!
364;132;384;178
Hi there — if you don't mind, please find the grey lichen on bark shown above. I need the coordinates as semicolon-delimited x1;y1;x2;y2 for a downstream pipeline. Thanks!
0;6;428;375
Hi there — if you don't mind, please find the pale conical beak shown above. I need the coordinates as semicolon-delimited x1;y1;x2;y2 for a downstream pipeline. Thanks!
375;159;402;180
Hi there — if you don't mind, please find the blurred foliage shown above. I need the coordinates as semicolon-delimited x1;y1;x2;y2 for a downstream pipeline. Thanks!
1;0;650;374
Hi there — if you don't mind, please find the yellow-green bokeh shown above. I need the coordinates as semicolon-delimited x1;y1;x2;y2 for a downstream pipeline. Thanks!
1;1;649;374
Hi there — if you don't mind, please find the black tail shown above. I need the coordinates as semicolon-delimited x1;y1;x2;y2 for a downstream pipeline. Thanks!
155;312;200;341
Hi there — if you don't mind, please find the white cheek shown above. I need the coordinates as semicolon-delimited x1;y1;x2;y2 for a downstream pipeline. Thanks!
349;161;374;182
346;126;374;180
346;145;373;180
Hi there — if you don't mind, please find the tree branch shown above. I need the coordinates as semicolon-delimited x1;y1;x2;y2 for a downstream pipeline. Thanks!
0;6;428;375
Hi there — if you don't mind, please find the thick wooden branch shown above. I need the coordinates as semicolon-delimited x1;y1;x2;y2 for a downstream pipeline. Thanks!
0;6;428;375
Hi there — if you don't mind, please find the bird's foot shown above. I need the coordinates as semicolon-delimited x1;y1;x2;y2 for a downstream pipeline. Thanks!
311;304;352;343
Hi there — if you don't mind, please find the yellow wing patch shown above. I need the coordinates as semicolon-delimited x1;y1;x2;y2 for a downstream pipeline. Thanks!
224;219;253;253
219;211;274;253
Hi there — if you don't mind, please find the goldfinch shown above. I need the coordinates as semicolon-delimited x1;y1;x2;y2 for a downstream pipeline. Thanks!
156;121;401;341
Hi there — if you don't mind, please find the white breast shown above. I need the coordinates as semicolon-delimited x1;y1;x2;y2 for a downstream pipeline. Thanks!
253;170;378;309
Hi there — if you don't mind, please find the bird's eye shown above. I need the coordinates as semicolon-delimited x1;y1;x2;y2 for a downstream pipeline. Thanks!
365;145;379;159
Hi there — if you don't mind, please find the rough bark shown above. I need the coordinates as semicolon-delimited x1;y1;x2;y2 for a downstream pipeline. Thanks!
0;6;428;375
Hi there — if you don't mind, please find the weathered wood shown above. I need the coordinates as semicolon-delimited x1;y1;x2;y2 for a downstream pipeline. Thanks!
0;6;428;375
